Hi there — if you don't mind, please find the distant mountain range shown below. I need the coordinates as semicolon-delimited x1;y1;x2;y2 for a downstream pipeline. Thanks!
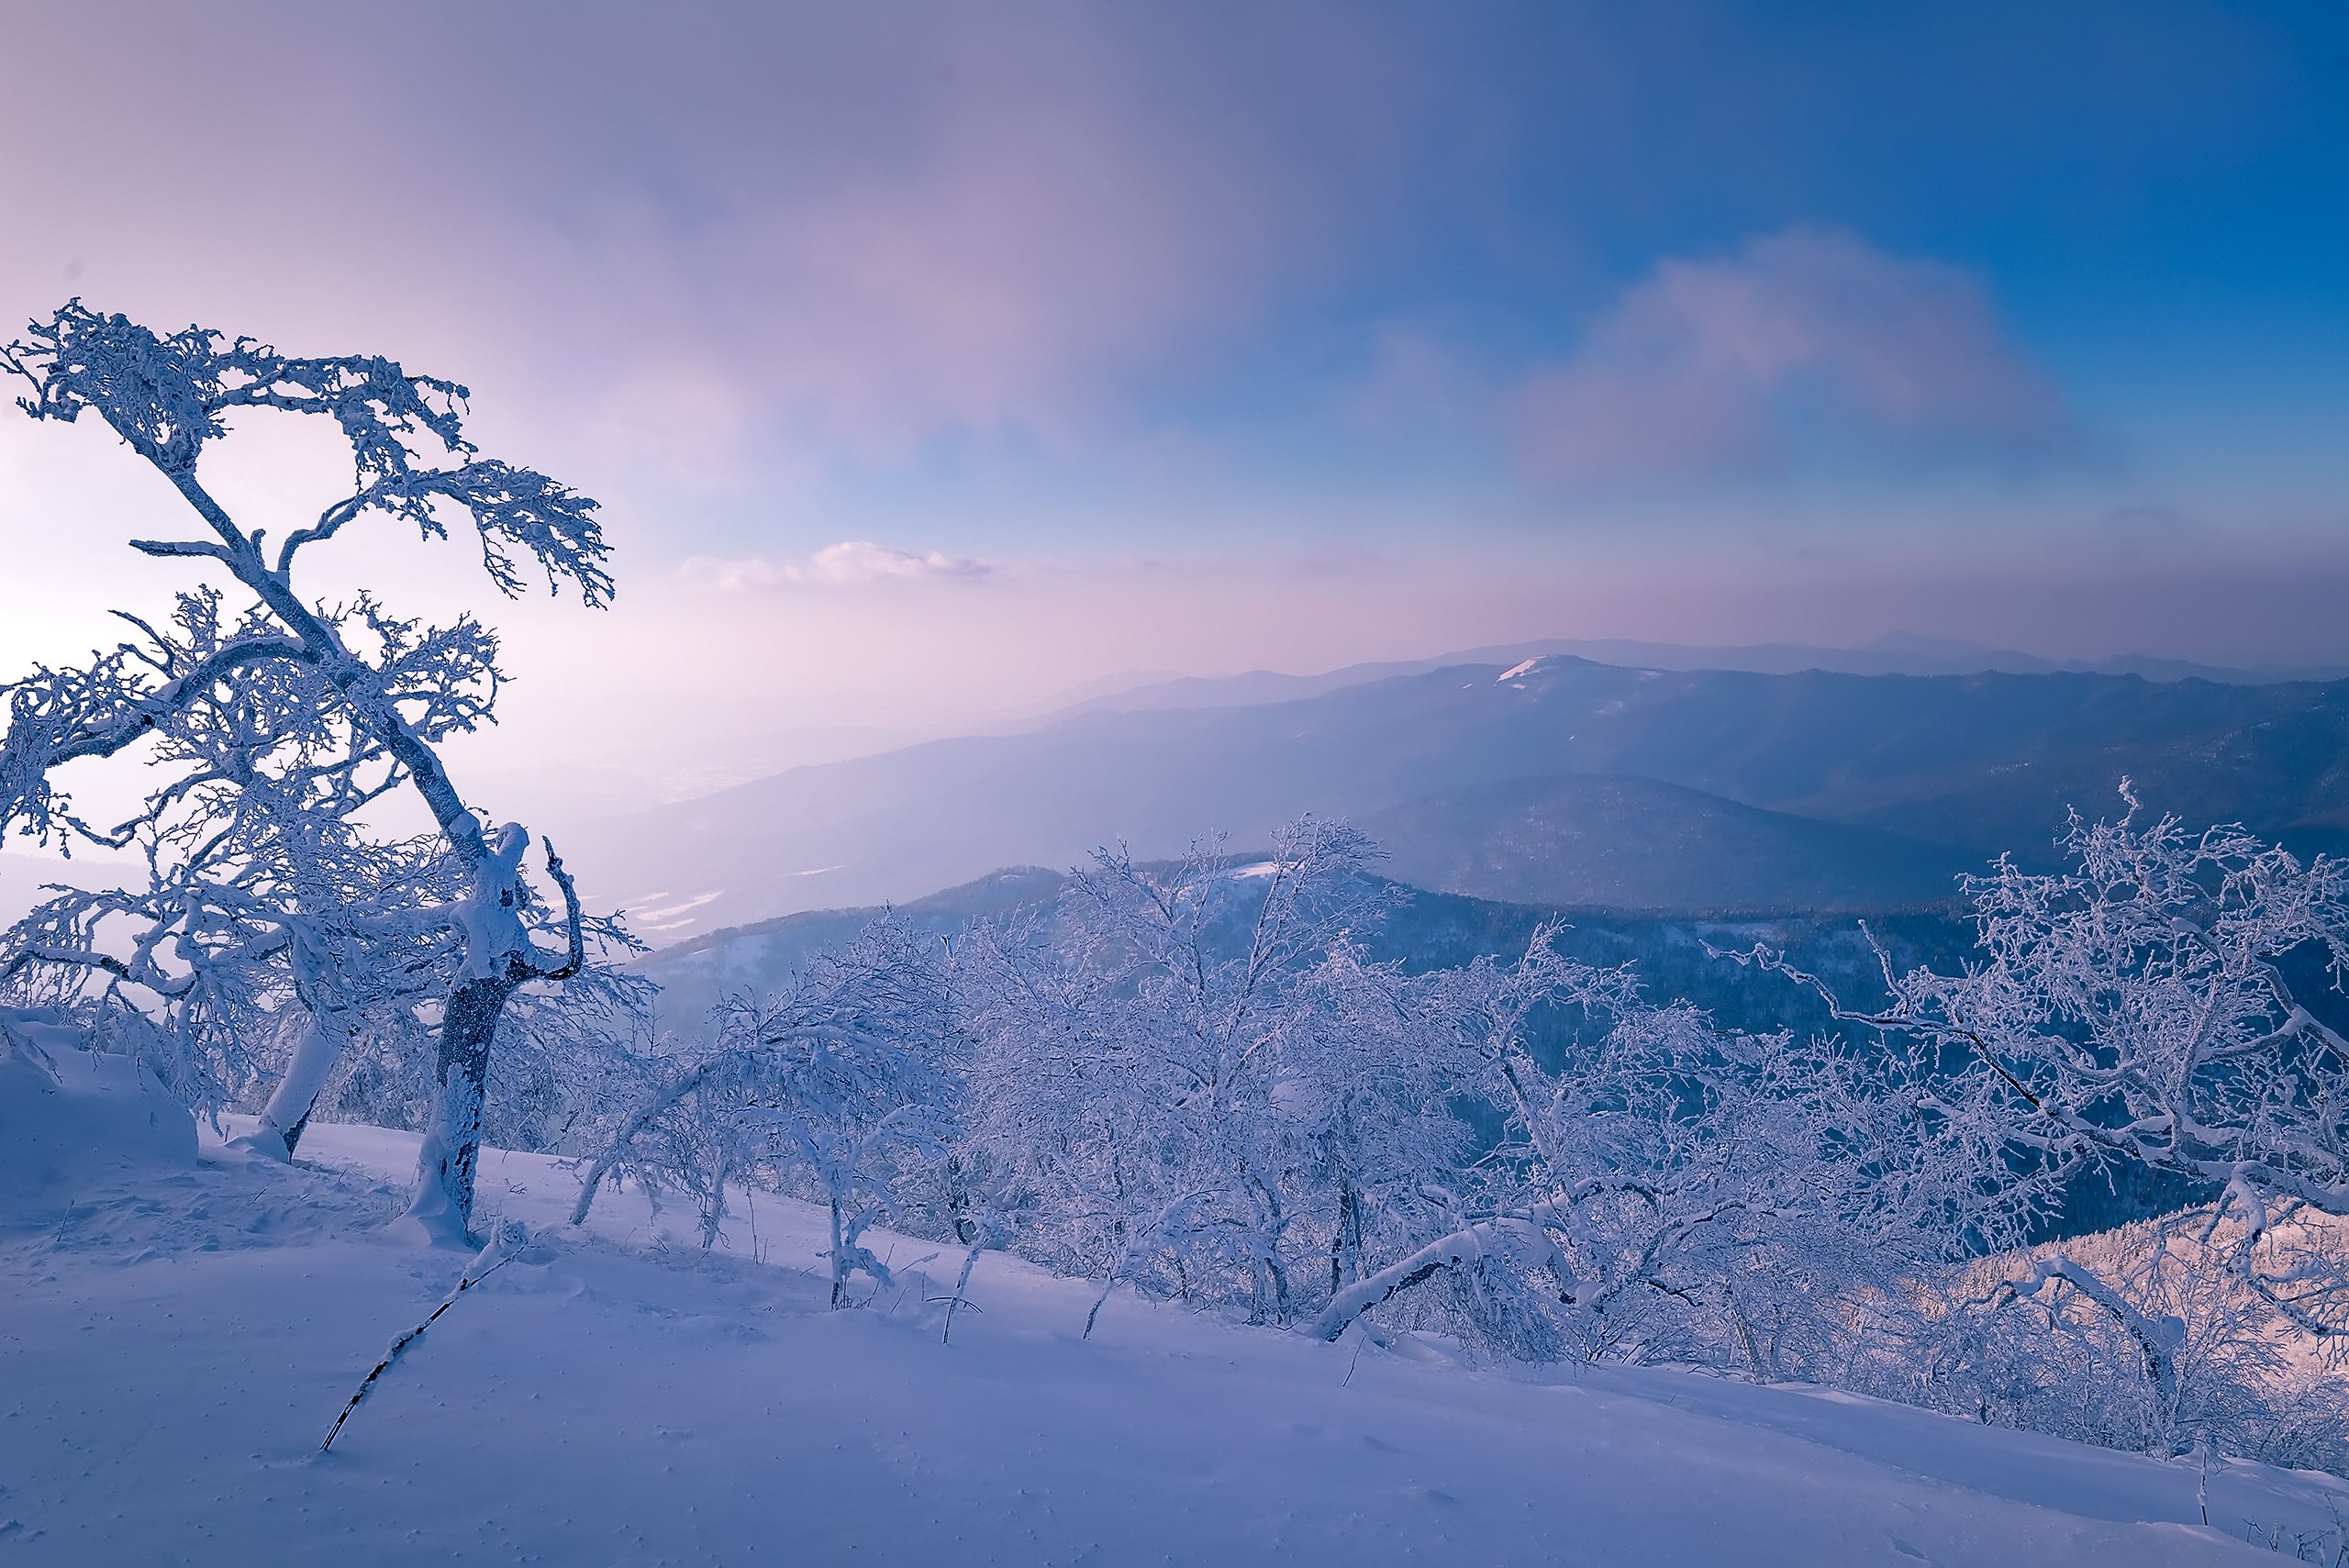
1001;633;2349;725
7;634;2339;938
558;654;2349;943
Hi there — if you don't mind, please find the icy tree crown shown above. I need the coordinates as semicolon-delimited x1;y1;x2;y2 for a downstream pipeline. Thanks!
3;301;612;606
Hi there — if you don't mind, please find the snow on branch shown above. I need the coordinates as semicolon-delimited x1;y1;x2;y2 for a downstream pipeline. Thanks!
1308;1218;1573;1340
5;302;611;607
1968;1253;2186;1419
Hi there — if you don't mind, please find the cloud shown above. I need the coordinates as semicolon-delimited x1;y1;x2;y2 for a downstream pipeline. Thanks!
1343;326;1495;437
681;541;999;591
0;6;1324;466
1516;228;2075;483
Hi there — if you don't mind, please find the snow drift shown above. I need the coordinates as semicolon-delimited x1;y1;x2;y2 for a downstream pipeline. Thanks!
0;1007;193;1197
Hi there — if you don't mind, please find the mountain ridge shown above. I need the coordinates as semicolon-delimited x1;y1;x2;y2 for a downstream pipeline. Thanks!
1006;636;2349;728
565;657;2349;941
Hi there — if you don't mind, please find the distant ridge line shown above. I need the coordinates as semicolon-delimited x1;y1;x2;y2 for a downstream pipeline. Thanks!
1014;637;2349;728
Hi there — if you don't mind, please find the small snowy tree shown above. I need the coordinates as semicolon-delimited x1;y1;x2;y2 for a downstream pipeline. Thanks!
1837;1204;2349;1468
573;915;953;1302
951;904;1137;1289
1;303;623;1244
1281;940;1475;1305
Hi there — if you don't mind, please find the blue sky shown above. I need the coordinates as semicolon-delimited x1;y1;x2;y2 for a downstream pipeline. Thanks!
2;1;2344;795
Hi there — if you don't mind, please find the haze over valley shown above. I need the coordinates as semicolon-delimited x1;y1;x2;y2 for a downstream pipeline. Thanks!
559;645;2349;942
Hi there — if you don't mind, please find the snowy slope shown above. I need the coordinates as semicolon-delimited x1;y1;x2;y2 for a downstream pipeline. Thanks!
5;1118;2343;1565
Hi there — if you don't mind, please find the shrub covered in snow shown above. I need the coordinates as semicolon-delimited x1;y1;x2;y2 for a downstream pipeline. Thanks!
0;1006;193;1195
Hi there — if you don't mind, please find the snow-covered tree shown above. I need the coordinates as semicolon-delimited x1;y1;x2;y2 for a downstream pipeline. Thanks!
948;828;1920;1362
0;586;473;1138
1827;1202;2349;1470
0;303;626;1244
956;819;1413;1328
948;903;1134;1292
1724;789;2349;1351
1306;921;2016;1376
1279;940;1476;1306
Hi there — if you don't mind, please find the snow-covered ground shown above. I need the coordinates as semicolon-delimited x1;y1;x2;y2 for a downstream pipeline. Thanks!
6;1112;2346;1564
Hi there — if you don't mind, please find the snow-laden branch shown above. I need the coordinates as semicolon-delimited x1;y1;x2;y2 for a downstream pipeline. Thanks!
7;304;611;608
1308;1218;1574;1340
317;1221;532;1453
1970;1254;2187;1421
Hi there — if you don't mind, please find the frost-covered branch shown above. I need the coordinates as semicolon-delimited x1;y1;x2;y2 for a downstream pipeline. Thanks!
1308;1218;1574;1340
1969;1253;2187;1422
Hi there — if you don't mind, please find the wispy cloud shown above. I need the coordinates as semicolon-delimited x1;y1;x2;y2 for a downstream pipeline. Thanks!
681;541;1000;591
1516;228;2076;484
